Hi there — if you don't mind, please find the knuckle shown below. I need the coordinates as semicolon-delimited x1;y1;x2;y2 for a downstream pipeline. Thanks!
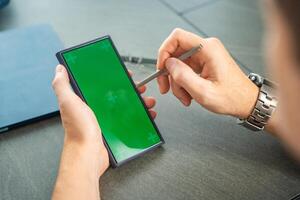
173;70;187;84
58;98;72;111
197;96;207;106
172;28;183;37
158;46;164;55
207;37;221;45
174;72;184;82
52;77;59;89
58;98;67;107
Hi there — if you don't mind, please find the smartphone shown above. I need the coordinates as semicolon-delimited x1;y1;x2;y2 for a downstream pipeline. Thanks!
56;36;164;167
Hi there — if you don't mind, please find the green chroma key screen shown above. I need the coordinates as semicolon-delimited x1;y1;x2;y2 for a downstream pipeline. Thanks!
61;37;163;164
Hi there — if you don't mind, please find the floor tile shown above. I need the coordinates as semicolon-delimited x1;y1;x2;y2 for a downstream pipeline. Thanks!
184;0;266;74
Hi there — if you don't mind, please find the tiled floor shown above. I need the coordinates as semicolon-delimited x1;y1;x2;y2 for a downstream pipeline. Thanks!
0;0;265;74
1;1;299;200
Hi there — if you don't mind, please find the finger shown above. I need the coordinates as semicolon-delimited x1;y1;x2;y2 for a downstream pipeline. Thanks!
148;109;157;119
52;65;74;102
156;48;170;94
137;84;146;94
52;65;85;116
128;70;147;94
157;74;170;94
157;28;204;70
129;70;147;93
166;58;210;104
156;29;204;94
169;77;192;106
143;96;156;109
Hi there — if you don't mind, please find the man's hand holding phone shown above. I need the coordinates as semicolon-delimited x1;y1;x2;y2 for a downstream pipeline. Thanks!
51;65;157;199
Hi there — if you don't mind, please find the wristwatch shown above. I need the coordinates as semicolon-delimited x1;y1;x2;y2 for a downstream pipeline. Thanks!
237;73;278;131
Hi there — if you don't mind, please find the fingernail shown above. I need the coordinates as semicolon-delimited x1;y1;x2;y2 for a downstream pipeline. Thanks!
56;65;63;73
180;98;190;106
179;98;186;105
159;87;164;94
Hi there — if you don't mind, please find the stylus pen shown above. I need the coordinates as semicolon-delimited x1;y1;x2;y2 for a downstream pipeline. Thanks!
136;44;203;88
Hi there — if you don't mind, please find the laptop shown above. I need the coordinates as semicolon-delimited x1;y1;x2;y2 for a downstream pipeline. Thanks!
0;24;63;133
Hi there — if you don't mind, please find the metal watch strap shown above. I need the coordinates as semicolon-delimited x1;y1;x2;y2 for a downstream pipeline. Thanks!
238;73;277;131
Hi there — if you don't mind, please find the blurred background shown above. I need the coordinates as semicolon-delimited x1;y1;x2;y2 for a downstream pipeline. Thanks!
0;0;265;74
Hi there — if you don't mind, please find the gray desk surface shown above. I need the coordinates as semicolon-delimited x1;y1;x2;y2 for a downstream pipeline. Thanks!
0;0;300;200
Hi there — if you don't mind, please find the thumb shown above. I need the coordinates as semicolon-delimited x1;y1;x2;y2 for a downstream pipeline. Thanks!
165;58;210;102
52;65;73;101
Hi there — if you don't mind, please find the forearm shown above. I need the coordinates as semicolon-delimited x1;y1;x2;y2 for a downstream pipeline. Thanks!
52;141;101;200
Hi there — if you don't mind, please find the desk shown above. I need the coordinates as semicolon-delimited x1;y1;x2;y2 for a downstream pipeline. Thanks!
0;0;300;199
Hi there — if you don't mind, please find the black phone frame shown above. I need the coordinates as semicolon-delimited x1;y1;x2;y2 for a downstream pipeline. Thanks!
56;35;164;168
